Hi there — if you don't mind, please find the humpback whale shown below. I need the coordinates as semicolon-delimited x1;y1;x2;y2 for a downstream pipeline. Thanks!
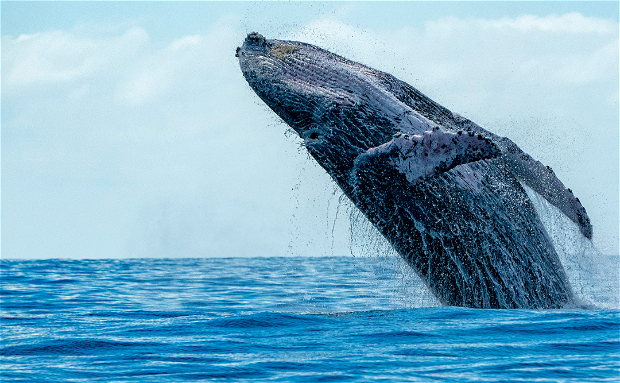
237;32;592;309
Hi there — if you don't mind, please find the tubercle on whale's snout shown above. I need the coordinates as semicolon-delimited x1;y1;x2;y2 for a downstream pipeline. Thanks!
246;32;267;46
236;32;271;61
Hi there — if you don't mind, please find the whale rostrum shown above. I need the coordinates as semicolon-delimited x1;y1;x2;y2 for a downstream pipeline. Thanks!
237;32;592;309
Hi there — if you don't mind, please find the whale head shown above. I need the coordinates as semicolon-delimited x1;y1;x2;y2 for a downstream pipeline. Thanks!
237;32;432;180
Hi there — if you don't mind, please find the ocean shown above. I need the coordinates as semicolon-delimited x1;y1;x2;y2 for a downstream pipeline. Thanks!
1;256;618;382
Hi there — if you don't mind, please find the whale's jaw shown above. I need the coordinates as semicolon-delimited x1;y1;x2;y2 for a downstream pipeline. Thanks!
238;33;587;309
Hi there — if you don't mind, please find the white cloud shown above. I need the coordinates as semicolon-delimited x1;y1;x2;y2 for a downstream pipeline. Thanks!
117;71;161;106
116;15;242;106
481;12;617;34
2;26;148;90
554;37;619;84
169;34;202;51
420;14;618;88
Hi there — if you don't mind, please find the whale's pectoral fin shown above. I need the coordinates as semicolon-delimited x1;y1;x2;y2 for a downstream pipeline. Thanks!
501;151;593;239
352;129;501;186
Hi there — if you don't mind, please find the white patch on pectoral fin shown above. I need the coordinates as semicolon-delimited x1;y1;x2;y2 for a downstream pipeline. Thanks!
354;129;501;185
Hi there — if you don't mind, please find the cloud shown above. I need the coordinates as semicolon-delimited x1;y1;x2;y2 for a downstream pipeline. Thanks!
2;27;148;90
554;37;619;84
116;16;243;106
421;14;618;88
480;12;617;34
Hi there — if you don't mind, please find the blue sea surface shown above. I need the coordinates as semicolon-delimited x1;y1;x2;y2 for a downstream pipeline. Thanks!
1;257;619;382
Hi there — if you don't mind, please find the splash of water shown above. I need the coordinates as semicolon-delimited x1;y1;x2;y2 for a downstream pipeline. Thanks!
346;199;440;308
342;182;618;310
523;185;619;309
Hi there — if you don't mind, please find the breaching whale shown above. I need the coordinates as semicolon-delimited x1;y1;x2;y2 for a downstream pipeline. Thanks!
237;33;592;309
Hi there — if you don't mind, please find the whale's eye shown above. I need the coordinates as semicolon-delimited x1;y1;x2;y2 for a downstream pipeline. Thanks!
310;132;319;139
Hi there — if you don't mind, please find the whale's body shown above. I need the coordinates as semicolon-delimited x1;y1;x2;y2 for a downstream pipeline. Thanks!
237;33;592;309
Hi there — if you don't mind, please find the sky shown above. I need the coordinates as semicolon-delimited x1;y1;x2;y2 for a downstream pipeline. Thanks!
2;1;618;259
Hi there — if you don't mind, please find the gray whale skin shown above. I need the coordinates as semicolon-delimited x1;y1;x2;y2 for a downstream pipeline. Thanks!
237;32;592;309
